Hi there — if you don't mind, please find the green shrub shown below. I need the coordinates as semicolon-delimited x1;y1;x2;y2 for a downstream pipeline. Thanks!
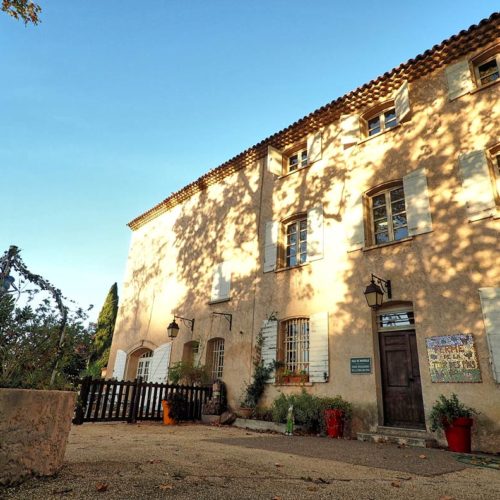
168;361;209;385
271;390;352;433
429;393;476;432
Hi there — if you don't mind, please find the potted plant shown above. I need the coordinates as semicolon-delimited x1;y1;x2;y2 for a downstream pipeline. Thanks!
319;395;353;438
429;393;477;453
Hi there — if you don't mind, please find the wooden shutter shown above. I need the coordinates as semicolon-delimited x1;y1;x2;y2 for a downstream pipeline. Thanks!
263;221;279;273
307;205;324;262
149;343;172;383
307;131;322;163
261;319;278;383
211;262;231;301
344;188;365;251
112;349;127;381
479;288;500;383
267;146;283;176
394;80;410;122
340;114;360;146
458;150;497;221
445;59;473;101
403;167;433;236
309;312;329;383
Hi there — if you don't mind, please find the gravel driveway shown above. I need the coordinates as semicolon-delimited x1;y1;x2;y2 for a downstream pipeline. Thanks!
3;422;499;499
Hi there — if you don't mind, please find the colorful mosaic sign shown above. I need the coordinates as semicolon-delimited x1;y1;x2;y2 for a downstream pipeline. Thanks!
426;334;481;383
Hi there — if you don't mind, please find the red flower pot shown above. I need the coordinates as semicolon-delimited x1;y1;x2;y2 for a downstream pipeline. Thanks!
324;409;344;438
444;417;473;453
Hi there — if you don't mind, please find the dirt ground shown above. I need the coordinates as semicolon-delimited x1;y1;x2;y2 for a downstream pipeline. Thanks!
3;422;499;499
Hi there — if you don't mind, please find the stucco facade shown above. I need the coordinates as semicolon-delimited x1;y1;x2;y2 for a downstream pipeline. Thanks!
109;15;500;452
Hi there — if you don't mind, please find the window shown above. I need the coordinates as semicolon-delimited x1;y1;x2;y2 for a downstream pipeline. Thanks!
280;318;309;380
370;183;408;244
366;107;398;137
182;341;199;364
284;217;307;267
208;338;224;381
136;351;153;381
286;147;308;174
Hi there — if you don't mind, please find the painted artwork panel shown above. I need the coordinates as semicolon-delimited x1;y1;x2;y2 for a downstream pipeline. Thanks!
426;334;481;383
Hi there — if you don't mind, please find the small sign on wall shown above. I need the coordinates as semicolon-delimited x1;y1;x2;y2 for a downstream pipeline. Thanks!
350;357;372;374
426;334;481;383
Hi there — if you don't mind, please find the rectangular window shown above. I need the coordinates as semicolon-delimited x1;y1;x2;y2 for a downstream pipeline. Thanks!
287;148;308;173
285;218;307;267
283;318;309;376
367;107;398;137
477;58;500;86
371;185;408;244
211;339;224;381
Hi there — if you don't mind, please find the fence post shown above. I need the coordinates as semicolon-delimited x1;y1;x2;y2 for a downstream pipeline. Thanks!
128;378;141;424
73;376;92;425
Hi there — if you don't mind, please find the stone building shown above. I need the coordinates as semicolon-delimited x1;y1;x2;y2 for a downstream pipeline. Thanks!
108;13;500;452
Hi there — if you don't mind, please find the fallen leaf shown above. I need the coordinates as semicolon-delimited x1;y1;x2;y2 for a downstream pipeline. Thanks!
274;463;283;467
52;488;73;495
419;454;427;459
272;497;283;500
149;459;162;464
391;481;401;488
95;482;108;492
159;484;174;490
439;496;455;500
307;485;319;491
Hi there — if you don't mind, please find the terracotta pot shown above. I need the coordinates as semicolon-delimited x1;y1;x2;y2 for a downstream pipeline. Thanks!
444;417;473;453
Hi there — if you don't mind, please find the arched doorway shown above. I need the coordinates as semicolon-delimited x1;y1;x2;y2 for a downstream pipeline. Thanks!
377;304;425;428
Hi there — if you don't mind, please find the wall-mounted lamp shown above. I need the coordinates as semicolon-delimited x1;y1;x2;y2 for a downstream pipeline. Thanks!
211;312;232;331
364;274;392;309
167;315;195;338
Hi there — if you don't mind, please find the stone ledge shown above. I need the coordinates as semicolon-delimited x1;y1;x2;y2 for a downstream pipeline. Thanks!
357;431;437;448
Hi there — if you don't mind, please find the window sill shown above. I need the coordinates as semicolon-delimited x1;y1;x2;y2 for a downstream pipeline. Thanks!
358;123;401;145
275;262;310;273
208;298;231;305
470;78;500;95
362;236;413;252
274;382;313;387
277;164;312;180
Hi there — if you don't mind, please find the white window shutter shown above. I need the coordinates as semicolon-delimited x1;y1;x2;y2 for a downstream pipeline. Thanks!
458;151;497;221
345;188;365;251
403;167;433;236
479;288;500;383
211;262;231;301
261;319;278;383
340;114;360;146
445;59;473;101
149;343;172;383
394;80;410;122
309;312;329;383
263;220;279;273
307;205;324;262
307;131;322;163
267;146;283;176
112;350;127;381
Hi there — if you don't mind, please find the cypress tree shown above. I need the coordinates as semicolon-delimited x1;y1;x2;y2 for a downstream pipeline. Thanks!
91;283;119;368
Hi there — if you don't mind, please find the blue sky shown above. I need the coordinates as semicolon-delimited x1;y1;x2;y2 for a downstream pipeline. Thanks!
1;1;497;319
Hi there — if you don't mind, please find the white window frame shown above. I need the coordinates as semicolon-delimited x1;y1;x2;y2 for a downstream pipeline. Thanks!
281;318;310;377
210;338;224;381
369;183;409;245
286;147;308;174
136;351;153;381
283;216;307;268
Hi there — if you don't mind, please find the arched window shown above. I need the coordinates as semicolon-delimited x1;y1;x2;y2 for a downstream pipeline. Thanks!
207;338;225;381
279;317;310;382
136;351;153;381
361;101;398;138
182;341;200;365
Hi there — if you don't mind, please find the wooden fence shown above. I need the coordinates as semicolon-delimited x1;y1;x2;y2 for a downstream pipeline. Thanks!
73;377;213;424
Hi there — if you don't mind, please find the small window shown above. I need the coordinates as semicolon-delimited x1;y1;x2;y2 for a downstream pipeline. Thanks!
207;338;224;381
279;318;309;382
136;351;153;381
472;45;500;89
370;183;408;245
284;216;307;267
286;147;308;174
362;103;399;139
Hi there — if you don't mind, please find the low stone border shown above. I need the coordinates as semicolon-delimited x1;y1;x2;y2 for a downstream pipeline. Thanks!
233;418;303;433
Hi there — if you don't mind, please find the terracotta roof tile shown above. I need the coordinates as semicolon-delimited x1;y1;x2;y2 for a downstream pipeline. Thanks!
128;12;500;230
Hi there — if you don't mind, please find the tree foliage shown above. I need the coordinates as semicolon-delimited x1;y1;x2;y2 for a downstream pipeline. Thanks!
88;283;119;370
2;0;41;25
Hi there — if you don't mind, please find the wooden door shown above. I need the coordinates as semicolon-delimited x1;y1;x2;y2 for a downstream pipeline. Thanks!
379;330;425;428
